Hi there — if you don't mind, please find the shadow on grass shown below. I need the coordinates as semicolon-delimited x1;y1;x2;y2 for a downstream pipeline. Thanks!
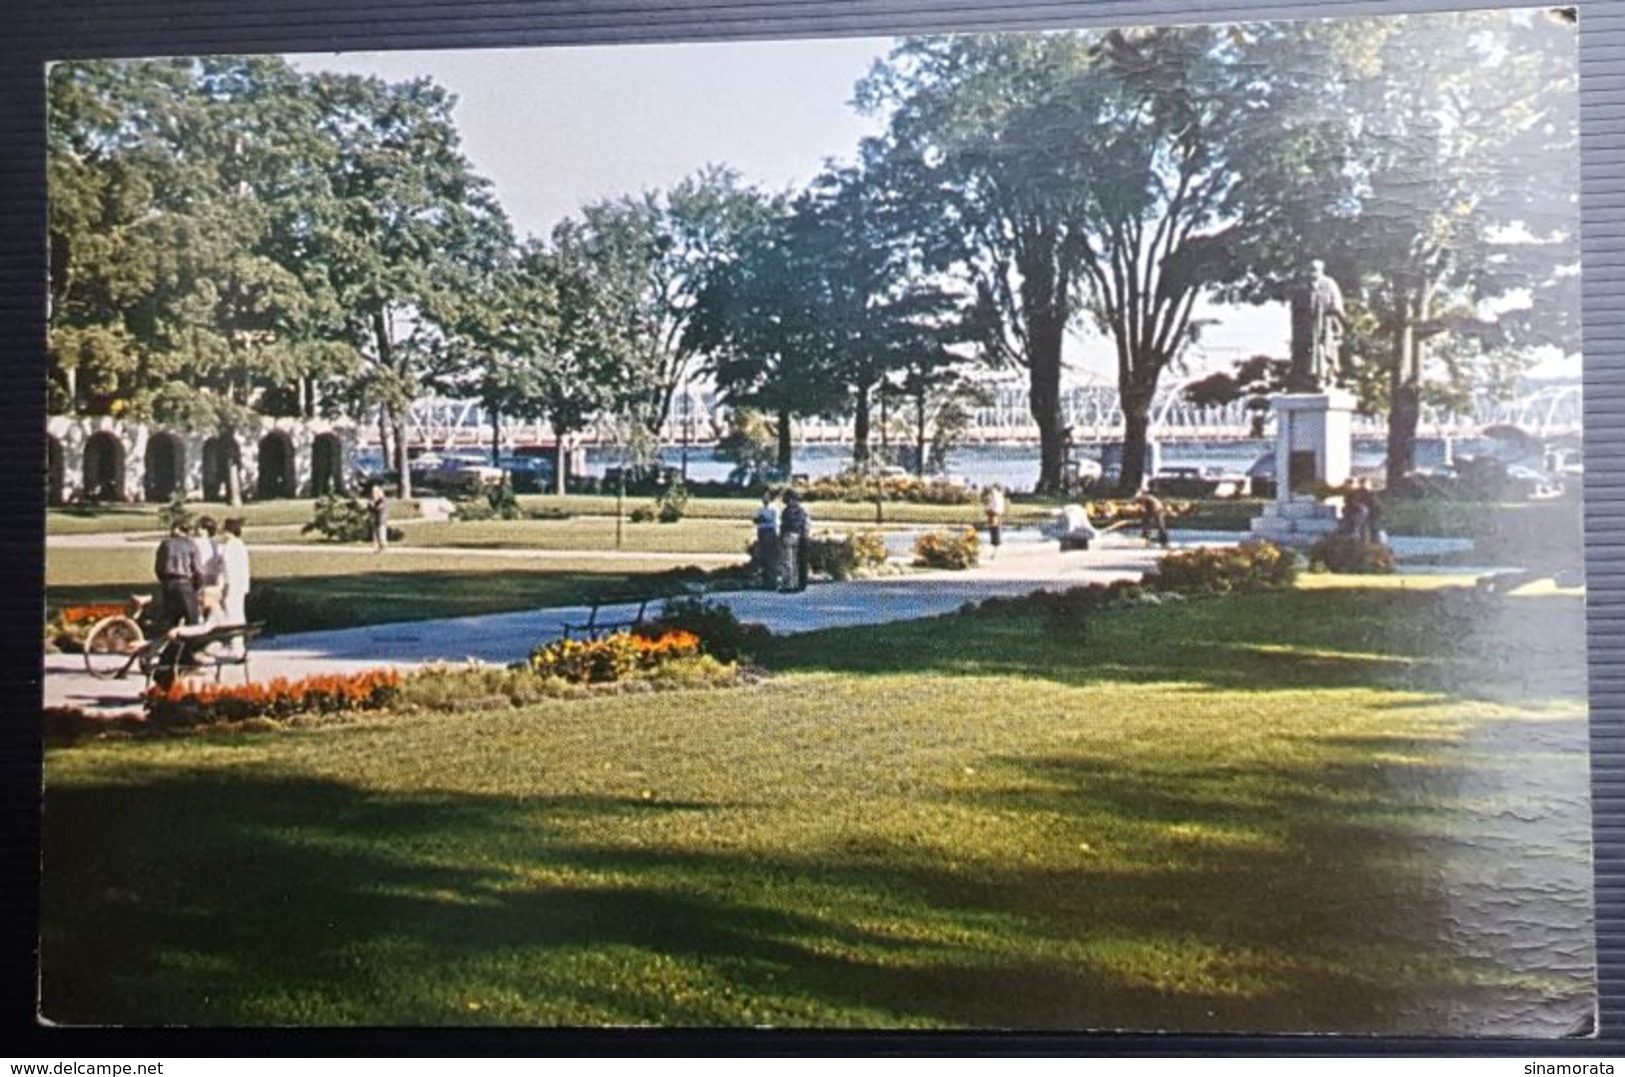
46;571;687;635
757;585;1588;703
40;734;1593;1032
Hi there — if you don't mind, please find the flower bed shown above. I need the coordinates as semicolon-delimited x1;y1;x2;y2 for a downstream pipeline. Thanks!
529;628;703;684
45;603;131;652
1151;541;1299;594
805;531;890;581
1307;534;1397;574
913;527;980;570
143;668;402;726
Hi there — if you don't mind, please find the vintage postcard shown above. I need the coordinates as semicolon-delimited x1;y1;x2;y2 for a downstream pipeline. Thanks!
38;8;1595;1035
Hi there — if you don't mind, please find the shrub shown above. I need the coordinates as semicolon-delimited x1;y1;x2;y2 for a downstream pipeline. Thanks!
913;527;980;570
44;603;129;653
1152;540;1299;595
805;530;890;581
1307;534;1397;575
640;596;771;663
303;494;370;542
453;478;522;522
156;496;191;532
656;480;690;523
528;629;702;684
1084;498;1193;528
398;654;749;711
143;668;401;727
243;583;318;630
795;471;976;505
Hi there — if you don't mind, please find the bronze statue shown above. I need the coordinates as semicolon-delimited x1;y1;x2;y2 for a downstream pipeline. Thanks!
1290;259;1346;391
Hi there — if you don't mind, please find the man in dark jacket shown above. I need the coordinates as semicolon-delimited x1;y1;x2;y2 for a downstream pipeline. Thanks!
154;520;203;628
779;490;812;593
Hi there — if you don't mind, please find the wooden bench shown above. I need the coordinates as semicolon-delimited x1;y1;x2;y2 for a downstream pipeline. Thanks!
152;623;266;686
560;600;650;641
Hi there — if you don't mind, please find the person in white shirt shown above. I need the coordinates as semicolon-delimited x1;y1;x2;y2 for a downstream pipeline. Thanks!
192;515;224;589
219;517;252;654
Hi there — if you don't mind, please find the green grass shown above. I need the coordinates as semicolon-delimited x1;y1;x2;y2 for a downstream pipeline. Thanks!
45;547;743;633
39;583;1593;1032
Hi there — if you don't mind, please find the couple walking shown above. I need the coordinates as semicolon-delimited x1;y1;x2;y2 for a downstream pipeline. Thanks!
753;489;811;593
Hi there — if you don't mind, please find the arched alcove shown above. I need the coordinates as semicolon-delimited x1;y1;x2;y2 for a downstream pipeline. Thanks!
83;432;126;502
202;435;242;503
143;432;186;502
256;431;297;500
311;432;345;496
46;436;65;507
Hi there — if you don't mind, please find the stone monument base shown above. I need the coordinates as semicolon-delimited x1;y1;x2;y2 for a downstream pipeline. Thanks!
1249;499;1341;546
1247;388;1355;548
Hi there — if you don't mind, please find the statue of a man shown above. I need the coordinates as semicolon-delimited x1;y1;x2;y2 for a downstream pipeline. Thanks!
1290;259;1347;390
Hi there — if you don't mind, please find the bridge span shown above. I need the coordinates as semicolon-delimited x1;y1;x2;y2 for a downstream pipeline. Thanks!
396;380;1582;450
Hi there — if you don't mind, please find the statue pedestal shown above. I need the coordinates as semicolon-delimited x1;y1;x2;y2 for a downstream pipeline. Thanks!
1249;390;1355;546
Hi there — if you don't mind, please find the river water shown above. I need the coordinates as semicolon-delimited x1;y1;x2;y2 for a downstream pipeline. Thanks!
586;437;1457;493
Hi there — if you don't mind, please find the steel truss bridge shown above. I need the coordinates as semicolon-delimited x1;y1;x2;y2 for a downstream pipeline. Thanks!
396;377;1583;450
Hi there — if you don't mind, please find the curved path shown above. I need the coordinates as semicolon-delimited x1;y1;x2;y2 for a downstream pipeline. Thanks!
41;533;1165;713
41;528;1477;713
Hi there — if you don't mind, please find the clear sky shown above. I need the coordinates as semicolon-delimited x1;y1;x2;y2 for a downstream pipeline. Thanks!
287;35;1291;376
289;37;893;244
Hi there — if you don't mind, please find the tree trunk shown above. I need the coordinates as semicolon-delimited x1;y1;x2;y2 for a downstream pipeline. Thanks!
776;406;793;475
1386;320;1422;486
394;412;413;501
490;408;501;466
1118;405;1153;497
1027;314;1067;495
914;392;928;479
852;385;871;468
224;430;243;508
554;431;569;496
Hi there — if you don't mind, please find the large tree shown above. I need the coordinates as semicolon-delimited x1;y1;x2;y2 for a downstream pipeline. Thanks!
793;155;971;468
860;29;1276;494
499;235;646;494
1210;12;1579;483
302;71;514;498
48;57;361;502
566;167;767;440
686;198;849;475
1346;11;1578;482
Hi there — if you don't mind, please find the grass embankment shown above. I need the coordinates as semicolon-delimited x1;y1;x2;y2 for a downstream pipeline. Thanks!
46;493;1044;538
44;547;738;634
40;582;1592;1032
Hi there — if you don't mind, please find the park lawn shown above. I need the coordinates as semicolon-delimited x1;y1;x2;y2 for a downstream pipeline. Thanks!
45;494;1014;536
45;546;743;634
38;583;1593;1032
45;499;343;535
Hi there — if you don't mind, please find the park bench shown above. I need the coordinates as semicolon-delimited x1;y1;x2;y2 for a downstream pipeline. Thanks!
157;623;266;686
560;599;650;641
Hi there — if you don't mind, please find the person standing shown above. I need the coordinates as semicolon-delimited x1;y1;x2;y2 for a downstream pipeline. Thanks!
192;515;225;591
219;517;252;641
153;520;203;629
1136;491;1170;549
1363;479;1387;545
779;489;811;593
367;485;389;552
753;491;780;590
982;484;1007;560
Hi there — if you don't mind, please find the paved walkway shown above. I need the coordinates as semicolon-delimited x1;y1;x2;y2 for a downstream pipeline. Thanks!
40;528;1477;715
41;533;1166;712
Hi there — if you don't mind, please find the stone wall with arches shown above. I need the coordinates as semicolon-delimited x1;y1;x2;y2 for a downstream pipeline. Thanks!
45;416;359;504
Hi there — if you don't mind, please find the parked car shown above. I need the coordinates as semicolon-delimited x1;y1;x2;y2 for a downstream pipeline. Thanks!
1148;466;1245;499
496;455;555;493
411;451;505;492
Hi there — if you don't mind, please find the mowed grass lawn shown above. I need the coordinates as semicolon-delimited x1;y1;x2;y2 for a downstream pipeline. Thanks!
39;581;1594;1033
45;545;749;634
